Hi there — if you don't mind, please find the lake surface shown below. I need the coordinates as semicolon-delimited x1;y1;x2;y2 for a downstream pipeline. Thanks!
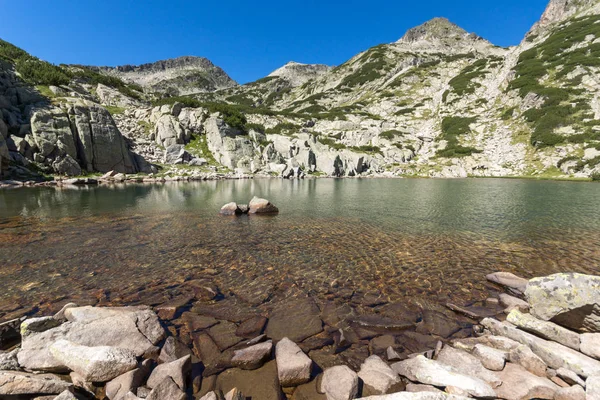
1;178;600;325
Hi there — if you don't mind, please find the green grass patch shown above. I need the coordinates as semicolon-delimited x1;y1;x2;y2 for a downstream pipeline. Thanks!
436;116;481;157
380;130;406;140
105;105;125;115
265;122;301;136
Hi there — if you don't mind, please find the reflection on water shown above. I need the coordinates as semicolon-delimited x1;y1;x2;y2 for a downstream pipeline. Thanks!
1;178;600;321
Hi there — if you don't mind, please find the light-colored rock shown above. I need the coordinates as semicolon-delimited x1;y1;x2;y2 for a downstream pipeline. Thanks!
525;273;600;333
554;385;586;400
54;303;78;321
0;371;73;395
146;355;191;390
435;345;501;387
358;355;402;395
499;293;529;313
507;309;580;350
486;272;528;292
452;335;521;352
580;333;600;360
275;337;312;387
587;375;600;400
321;365;359;400
198;392;219;400
21;316;62;337
495;363;560;400
356;392;471;399
154;114;186;148
49;339;137;382
472;344;507;371
482;318;600;378
405;384;443;393
509;344;547;377
19;307;163;372
249;196;279;214
54;390;78;400
220;202;241;216
146;376;187;400
392;355;496;397
231;341;273;370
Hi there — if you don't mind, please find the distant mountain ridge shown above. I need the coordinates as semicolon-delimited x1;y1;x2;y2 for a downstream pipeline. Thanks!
90;55;238;96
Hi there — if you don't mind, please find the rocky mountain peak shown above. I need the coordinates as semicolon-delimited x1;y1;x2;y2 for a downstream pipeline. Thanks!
267;61;332;87
399;17;469;43
395;17;497;55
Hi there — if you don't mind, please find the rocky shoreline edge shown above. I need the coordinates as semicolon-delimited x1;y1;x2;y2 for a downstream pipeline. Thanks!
0;272;599;400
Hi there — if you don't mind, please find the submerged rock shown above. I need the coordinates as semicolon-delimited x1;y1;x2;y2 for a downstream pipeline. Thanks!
486;271;528;293
525;273;600;333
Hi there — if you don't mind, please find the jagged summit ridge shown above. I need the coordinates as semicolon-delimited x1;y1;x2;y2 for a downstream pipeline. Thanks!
93;55;238;96
268;61;332;87
531;0;600;32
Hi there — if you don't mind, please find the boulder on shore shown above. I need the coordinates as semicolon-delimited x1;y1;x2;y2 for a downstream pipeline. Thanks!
525;273;600;333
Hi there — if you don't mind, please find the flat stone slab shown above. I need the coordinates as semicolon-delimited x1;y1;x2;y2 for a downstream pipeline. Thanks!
486;271;528;292
392;355;496;398
0;371;73;395
506;309;580;350
436;345;501;387
495;362;560;400
266;298;323;342
482;318;600;378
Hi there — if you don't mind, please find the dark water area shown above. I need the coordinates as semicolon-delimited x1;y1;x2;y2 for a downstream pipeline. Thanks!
1;178;600;339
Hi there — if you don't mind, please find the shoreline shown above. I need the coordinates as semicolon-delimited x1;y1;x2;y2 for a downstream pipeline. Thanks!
0;172;597;189
0;271;598;399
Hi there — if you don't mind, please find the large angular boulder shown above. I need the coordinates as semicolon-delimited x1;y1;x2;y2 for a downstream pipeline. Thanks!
105;365;150;400
18;306;164;373
49;340;137;382
154;114;186;148
231;341;273;370
435;346;501;387
321;365;359;400
275;338;312;387
525;273;600;333
147;355;191;390
391;355;496;398
358;355;403;396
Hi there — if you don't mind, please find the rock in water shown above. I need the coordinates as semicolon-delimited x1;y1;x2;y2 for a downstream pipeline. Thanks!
391;355;496;398
321;365;359;400
0;371;73;395
49;340;137;382
486;272;528;292
275;337;312;387
358;355;403;395
220;202;241;216
525;273;600;333
146;355;191;390
248;196;279;214
231;341;273;370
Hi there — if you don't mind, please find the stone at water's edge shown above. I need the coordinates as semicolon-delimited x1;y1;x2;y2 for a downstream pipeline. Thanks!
275;337;312;387
391;355;496;398
525;273;600;333
358;355;404;396
485;272;528;293
494;362;560;400
249;196;279;214
146;355;191;390
231;341;273;370
320;365;359;400
357;391;471;399
49;339;138;382
434;345;501;388
220;202;242;216
0;371;73;395
506;309;580;350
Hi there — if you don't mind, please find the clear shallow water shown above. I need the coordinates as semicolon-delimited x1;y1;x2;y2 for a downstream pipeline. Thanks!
1;178;600;322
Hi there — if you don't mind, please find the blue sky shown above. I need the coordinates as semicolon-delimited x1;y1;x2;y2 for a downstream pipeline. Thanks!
2;0;549;84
